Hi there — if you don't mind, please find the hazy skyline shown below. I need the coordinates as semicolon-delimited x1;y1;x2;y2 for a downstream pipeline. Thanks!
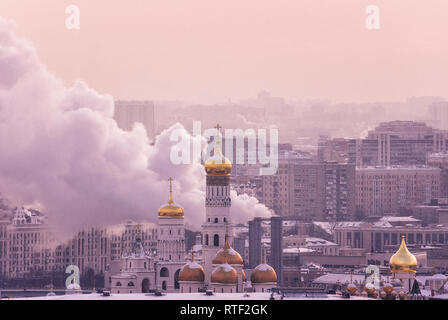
1;0;447;104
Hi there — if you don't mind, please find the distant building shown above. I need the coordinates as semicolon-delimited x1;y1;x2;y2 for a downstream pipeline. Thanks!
319;121;448;167
270;216;283;286
356;167;441;217
429;101;448;131
427;153;448;198
412;199;448;226
334;220;448;253
248;217;263;268
114;100;155;142
5;208;56;279
262;161;356;221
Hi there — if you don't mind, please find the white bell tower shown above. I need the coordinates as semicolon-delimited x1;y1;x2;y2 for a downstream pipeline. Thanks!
201;124;234;285
157;177;185;262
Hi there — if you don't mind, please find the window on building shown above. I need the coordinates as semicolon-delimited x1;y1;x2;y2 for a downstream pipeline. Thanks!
214;234;219;246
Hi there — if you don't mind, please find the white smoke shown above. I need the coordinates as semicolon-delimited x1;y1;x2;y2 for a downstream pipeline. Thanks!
0;18;271;236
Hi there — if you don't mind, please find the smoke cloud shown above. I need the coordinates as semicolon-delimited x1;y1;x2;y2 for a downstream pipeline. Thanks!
0;18;271;237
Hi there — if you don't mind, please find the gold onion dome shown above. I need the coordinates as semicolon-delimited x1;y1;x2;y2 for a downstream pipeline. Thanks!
204;124;232;176
251;246;277;284
364;283;376;295
211;263;238;284
158;177;184;218
383;282;394;294
212;233;243;265
179;253;205;282
347;283;358;295
389;236;417;273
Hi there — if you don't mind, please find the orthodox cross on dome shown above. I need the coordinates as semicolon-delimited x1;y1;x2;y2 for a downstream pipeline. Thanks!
214;124;223;152
191;250;195;262
261;243;266;264
168;177;174;204
224;221;231;249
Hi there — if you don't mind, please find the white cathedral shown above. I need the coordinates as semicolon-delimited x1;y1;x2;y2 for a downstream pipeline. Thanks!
106;125;277;294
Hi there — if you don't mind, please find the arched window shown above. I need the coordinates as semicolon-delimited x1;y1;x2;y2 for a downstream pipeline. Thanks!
214;234;219;246
144;262;147;269
142;278;150;293
128;282;135;287
116;282;122;287
205;234;209;246
174;269;181;290
162;281;167;291
160;267;169;277
223;218;227;223
214;218;218;223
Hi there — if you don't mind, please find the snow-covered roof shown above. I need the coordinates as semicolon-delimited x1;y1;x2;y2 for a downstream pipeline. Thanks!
380;216;420;223
305;237;338;246
283;247;315;254
112;273;137;279
313;273;365;284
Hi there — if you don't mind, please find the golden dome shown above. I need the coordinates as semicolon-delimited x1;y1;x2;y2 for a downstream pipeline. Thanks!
204;124;232;176
389;236;417;273
158;177;184;218
211;263;238;284
251;245;277;284
179;253;205;282
212;234;243;265
251;264;277;284
346;283;358;295
364;283;376;295
383;282;394;294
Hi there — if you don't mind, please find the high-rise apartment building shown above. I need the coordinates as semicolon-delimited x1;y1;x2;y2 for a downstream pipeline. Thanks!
319;121;448;167
427;153;448;198
262;161;356;221
356;167;441;217
5;208;56;279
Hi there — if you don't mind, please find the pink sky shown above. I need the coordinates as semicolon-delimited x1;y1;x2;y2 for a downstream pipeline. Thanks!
1;0;447;104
